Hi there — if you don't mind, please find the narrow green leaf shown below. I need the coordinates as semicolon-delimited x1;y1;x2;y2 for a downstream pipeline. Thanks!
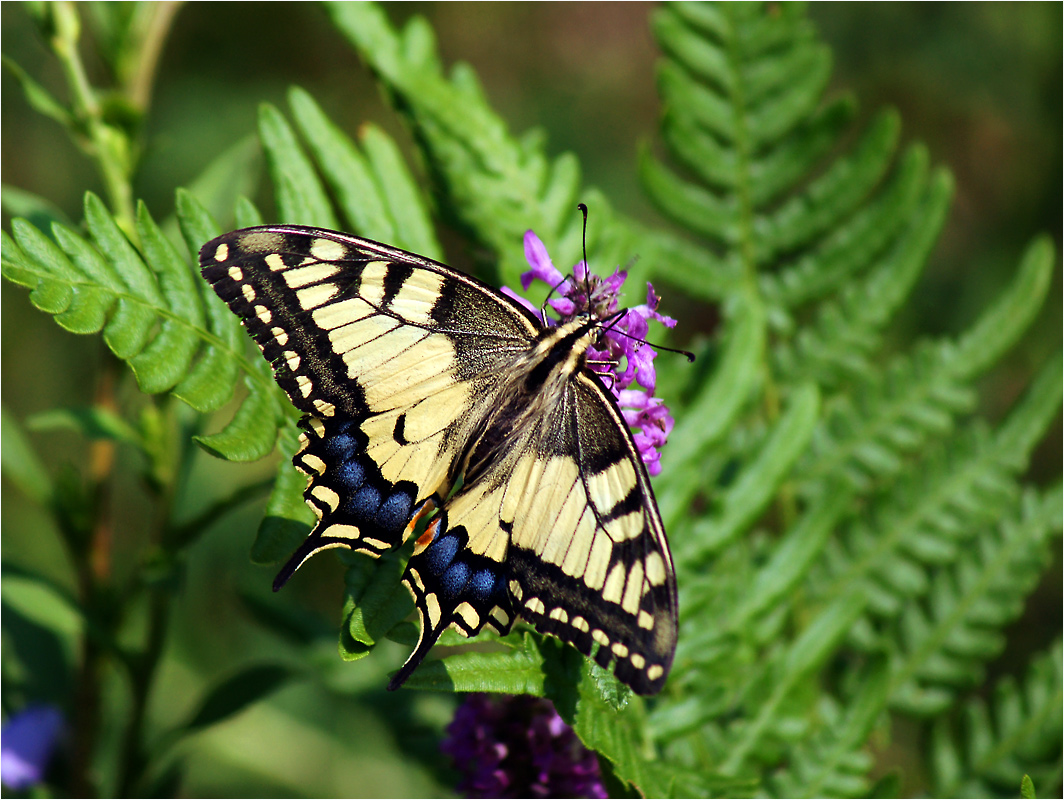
194;375;282;462
182;134;262;230
408;633;545;694
995;354;1063;467
258;102;338;229
0;573;83;640
101;297;156;361
663;299;765;482
721;591;865;774
2;54;74;127
653;6;733;93
638;147;738;245
1021;774;1036;800
953;236;1055;379
684;383;822;561
764;144;930;305
175;187;222;257
1;407;53;505
52;285;110;334
84;193;163;305
27;406;141;446
0;185;74;232
360;123;441;259
286;87;397;244
128;202;203;394
234;196;264;228
655;58;735;142
182;664;296;735
757;108;900;258
750;96;856;207
343;551;411;647
747;43;831;148
728;480;851;629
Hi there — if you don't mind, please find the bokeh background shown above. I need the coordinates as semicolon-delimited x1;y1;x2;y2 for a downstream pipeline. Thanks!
3;3;1060;796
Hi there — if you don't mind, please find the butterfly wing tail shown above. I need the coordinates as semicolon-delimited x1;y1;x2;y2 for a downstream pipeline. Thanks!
389;517;515;690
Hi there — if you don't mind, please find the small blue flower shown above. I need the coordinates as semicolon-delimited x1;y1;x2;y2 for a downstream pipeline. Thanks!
441;694;607;798
503;230;676;475
1;704;64;790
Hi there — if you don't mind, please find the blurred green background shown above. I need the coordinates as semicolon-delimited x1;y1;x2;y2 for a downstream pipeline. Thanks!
2;3;1060;796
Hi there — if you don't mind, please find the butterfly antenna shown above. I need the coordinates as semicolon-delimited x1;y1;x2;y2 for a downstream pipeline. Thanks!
578;203;593;324
579;204;695;363
604;315;696;363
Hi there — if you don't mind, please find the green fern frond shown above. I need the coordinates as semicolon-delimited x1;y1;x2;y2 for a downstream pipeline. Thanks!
323;3;652;294
0;191;287;462
767;659;890;798
886;486;1061;715
815;355;1062;625
931;639;1063;798
773;169;954;389
631;2;1060;792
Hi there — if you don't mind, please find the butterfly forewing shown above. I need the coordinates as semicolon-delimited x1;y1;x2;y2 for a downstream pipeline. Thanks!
200;225;678;694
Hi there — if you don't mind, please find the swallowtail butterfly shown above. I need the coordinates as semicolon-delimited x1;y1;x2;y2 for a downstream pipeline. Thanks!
200;226;678;694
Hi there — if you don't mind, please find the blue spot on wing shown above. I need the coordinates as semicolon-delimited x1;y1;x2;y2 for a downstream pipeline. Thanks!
376;491;413;532
441;561;470;598
347;484;381;517
468;569;498;601
425;533;460;573
335;457;365;489
324;431;358;458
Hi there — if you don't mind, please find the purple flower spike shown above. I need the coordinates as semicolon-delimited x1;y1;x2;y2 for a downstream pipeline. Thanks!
512;231;677;472
1;705;64;790
441;694;607;799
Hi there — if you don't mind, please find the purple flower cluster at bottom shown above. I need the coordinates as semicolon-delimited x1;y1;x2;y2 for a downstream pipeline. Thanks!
441;694;607;798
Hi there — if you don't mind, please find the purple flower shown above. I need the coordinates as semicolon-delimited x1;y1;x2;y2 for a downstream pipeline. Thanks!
1;705;64;790
507;231;677;475
441;694;607;798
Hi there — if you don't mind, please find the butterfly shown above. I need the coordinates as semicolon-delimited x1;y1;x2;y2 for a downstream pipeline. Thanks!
199;225;678;694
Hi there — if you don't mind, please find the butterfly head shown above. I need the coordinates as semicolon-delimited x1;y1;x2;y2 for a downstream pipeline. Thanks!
506;221;680;476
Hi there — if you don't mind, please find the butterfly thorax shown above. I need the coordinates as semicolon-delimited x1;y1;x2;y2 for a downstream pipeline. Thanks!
458;316;599;487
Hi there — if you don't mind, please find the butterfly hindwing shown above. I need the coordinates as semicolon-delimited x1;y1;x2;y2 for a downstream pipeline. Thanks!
400;368;676;695
200;225;678;695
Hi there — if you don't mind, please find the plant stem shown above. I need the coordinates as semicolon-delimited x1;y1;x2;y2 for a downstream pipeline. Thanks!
124;2;184;112
50;2;138;240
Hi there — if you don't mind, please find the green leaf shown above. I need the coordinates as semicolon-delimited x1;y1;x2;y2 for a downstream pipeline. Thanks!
0;185;74;232
27;406;141;446
0;571;83;640
1022;774;1037;800
1;406;53;505
181;664;297;736
2;54;74;128
258;102;338;229
250;426;313;565
181;134;262;232
952;236;1055;379
408;632;547;694
194;374;283;462
679;381;821;559
931;640;1062;798
342;550;411;649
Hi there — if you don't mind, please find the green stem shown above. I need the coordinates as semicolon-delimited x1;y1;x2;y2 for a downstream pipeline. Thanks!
116;396;191;794
50;2;138;240
123;2;184;111
115;585;171;797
